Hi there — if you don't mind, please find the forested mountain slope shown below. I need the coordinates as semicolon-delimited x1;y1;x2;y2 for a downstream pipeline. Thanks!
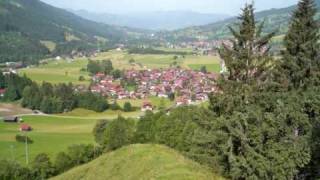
0;0;146;64
159;0;320;42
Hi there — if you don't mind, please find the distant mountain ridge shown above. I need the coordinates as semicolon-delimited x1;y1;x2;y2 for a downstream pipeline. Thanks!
70;10;230;30
159;0;320;41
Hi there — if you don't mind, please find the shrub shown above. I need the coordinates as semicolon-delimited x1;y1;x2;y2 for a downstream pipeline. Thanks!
15;134;33;144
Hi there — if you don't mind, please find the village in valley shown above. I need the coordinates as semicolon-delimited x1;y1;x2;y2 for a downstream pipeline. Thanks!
90;68;220;108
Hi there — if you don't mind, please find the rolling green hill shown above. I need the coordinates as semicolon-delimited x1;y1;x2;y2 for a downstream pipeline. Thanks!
159;0;320;42
52;144;223;180
0;0;147;64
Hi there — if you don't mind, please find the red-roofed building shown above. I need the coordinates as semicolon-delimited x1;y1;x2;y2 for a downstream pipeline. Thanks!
141;102;153;112
20;124;32;132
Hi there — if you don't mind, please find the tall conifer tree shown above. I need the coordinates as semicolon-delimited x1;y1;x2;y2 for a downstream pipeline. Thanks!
219;4;275;85
281;0;319;88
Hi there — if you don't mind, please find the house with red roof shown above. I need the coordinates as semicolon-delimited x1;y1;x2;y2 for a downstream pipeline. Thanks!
20;124;32;132
141;102;153;112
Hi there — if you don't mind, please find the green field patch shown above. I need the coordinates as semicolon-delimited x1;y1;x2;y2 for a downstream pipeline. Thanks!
19;59;90;85
188;64;221;73
40;40;56;52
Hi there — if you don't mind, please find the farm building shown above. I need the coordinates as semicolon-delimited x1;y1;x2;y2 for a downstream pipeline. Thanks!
141;102;153;112
20;124;32;132
3;116;19;123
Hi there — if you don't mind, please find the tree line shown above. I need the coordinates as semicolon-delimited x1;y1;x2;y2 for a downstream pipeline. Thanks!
0;73;109;113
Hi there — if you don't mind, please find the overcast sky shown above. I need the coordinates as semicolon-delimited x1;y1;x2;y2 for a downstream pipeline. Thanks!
40;0;299;15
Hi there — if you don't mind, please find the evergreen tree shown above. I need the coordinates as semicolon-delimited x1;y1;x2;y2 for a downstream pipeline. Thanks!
219;4;275;85
281;0;320;88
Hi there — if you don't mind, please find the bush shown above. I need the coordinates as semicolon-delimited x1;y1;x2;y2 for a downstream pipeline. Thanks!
110;101;121;111
123;102;132;112
31;153;55;179
15;134;33;144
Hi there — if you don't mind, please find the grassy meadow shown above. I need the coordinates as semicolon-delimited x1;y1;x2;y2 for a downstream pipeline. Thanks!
0;115;97;164
53;144;223;180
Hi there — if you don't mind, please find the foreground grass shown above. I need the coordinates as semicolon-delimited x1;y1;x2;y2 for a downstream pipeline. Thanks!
52;144;224;180
0;116;97;164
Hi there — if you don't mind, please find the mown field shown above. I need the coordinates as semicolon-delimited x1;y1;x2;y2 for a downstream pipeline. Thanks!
0;115;97;164
19;49;221;85
19;58;90;85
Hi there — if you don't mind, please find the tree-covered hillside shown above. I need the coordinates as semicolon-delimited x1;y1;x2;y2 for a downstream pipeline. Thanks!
159;0;320;42
0;0;147;64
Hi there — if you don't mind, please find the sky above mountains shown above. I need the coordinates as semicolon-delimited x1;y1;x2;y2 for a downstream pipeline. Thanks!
41;0;299;15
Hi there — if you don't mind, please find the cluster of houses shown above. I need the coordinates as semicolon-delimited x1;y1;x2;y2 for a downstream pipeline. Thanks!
90;68;220;106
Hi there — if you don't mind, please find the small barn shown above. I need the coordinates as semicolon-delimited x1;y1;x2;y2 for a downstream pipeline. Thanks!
3;116;19;123
20;124;32;132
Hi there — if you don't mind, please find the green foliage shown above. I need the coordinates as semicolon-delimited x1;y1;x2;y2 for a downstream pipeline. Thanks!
219;4;275;84
77;92;108;112
67;144;97;166
123;102;132;112
103;116;135;150
200;65;207;73
31;153;55;180
15;134;33;144
134;111;161;143
280;0;320;88
0;159;32;180
87;60;101;75
87;60;114;75
111;69;122;79
54;152;73;174
93;120;110;146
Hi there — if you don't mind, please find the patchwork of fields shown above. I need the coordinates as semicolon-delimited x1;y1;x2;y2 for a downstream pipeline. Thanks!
2;49;219;165
19;50;221;85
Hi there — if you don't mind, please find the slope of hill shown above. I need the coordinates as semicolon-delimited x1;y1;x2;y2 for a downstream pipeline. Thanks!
0;0;146;64
71;10;230;30
160;1;320;41
52;144;223;180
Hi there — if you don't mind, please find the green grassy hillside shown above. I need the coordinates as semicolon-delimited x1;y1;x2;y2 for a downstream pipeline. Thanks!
52;144;223;180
